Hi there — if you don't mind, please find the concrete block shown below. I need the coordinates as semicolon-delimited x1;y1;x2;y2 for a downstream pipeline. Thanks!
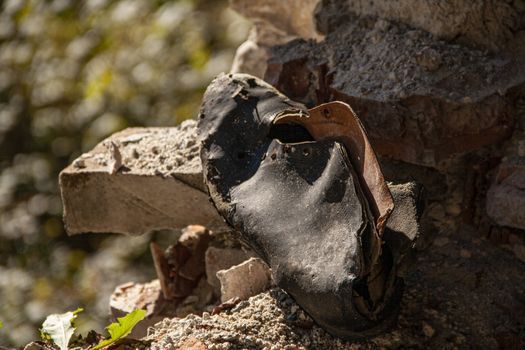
216;257;271;302
59;120;229;236
205;247;255;296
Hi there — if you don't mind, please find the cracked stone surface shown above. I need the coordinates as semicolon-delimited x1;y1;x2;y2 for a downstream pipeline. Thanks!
59;120;229;236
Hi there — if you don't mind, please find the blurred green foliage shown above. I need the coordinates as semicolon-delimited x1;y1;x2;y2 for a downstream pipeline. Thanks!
0;0;250;346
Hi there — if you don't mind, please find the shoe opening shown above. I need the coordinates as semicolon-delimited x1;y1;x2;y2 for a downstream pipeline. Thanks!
268;122;314;143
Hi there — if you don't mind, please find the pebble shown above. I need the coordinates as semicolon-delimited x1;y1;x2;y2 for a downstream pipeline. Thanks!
422;321;435;337
73;158;86;169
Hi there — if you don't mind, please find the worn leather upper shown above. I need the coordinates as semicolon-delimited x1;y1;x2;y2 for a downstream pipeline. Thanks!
197;73;420;339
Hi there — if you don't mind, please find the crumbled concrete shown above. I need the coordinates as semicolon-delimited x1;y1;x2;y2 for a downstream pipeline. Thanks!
59;120;229;236
205;247;255;296
217;258;271;303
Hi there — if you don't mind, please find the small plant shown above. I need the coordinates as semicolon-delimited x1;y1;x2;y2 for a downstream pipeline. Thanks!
40;308;83;350
39;308;145;350
92;309;146;350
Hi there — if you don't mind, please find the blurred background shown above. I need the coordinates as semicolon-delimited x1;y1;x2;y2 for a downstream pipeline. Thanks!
0;0;250;346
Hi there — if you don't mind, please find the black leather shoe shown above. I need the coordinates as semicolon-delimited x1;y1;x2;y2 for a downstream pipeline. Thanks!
197;73;424;339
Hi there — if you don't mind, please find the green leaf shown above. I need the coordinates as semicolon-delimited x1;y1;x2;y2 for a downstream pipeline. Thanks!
0;320;3;329
40;308;83;350
92;309;146;350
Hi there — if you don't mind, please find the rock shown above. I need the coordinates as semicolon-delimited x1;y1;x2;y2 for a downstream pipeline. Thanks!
415;47;442;71
205;247;255;296
318;0;525;54
487;157;525;230
427;203;446;222
445;203;462;217
216;257;271;302
230;0;321;77
151;225;211;300
148;289;359;350
59;121;230;236
230;37;268;78
422;321;435;338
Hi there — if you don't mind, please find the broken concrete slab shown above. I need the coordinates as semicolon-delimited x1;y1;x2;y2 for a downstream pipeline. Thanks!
216;257;272;303
59;120;229;236
205;247;255;296
265;14;524;166
487;157;525;230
